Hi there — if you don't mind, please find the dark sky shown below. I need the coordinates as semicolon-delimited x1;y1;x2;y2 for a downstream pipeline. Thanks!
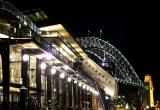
5;0;159;99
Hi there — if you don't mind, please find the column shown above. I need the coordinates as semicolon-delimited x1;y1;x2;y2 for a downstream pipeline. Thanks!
73;81;78;109
21;50;29;110
68;80;73;109
61;77;67;109
46;65;52;110
36;58;42;109
89;92;93;110
1;39;10;110
55;76;60;110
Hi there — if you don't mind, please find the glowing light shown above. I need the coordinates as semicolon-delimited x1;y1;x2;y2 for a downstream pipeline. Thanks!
40;63;46;70
44;53;55;60
105;96;109;100
102;62;105;66
23;54;29;61
67;77;72;82
59;73;65;79
36;55;43;59
53;88;56;92
51;68;56;75
24;21;27;25
78;82;82;87
82;84;86;89
0;33;9;38
74;80;77;84
125;103;129;109
86;86;89;90
64;65;69;70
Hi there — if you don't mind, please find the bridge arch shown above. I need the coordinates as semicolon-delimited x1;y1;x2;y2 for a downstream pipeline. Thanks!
76;37;143;87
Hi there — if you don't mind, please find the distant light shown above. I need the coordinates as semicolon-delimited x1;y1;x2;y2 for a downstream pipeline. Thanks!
102;62;105;66
23;54;29;61
106;96;109;100
95;91;99;96
86;86;89;90
0;33;9;38
59;73;65;79
74;80;77;84
51;68;56;75
146;105;149;109
67;77;72;82
45;53;55;60
78;82;82;87
24;21;27;25
41;62;46;70
53;88;56;92
36;55;43;59
64;65;69;70
125;103;129;109
82;85;86;89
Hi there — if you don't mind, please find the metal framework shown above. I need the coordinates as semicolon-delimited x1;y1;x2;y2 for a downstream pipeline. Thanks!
0;0;74;68
76;37;144;87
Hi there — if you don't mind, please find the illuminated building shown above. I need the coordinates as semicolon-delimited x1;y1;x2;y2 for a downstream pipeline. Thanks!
0;1;117;110
144;74;154;107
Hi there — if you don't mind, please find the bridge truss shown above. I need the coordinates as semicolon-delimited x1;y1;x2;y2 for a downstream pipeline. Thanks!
76;37;144;87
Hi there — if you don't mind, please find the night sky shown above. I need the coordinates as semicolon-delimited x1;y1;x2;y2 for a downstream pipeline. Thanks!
5;0;159;100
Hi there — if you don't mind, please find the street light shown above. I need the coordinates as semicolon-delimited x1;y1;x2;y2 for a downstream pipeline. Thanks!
67;77;72;82
82;84;86;89
64;65;69;70
51;67;56;75
40;62;46;70
23;54;29;61
78;82;82;87
74;80;77;84
59;73;65;79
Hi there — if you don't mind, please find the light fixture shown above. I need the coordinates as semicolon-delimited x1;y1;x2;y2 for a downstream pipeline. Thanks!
146;105;149;109
102;62;105;66
105;96;109;100
53;88;56;92
83;84;86;89
86;86;89;90
45;53;55;60
51;68;56;75
64;65;69;70
67;77;72;82
78;82;82;87
23;54;29;61
24;21;27;25
40;62;46;70
74;80;77;84
59;73;65;79
36;55;43;59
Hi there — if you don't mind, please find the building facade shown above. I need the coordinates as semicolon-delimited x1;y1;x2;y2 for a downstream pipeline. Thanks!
0;1;117;110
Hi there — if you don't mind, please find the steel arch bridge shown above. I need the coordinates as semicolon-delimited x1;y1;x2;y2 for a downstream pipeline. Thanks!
76;37;144;88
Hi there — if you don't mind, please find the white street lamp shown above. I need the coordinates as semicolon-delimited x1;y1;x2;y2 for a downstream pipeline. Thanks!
59;73;65;79
64;65;69;70
51;68;56;75
74;80;77;84
78;82;82;87
67;77;72;82
23;54;29;61
40;62;46;70
83;84;86;89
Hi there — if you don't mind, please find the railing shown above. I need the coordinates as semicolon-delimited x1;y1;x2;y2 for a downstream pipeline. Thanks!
0;0;41;36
